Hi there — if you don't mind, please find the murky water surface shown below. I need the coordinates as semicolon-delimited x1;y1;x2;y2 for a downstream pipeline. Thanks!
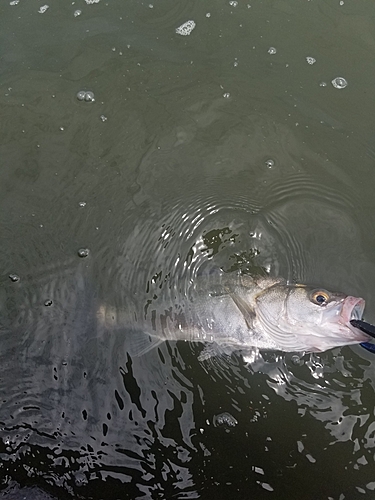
1;0;375;498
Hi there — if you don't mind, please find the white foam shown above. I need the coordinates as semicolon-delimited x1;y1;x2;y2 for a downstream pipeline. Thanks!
176;20;196;36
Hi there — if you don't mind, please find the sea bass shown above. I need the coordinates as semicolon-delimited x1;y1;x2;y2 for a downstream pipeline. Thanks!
98;273;371;359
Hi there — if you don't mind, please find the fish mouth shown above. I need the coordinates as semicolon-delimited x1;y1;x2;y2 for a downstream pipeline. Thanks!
339;296;370;340
340;296;365;324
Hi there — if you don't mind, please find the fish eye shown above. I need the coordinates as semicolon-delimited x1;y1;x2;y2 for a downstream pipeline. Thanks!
311;290;330;306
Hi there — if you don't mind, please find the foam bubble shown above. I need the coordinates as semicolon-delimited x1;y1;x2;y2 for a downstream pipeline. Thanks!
331;77;347;89
265;159;275;168
84;91;95;102
77;248;90;258
213;412;238;429
175;20;196;36
76;90;95;102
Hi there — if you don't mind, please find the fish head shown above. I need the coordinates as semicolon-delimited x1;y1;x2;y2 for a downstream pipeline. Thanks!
255;283;368;352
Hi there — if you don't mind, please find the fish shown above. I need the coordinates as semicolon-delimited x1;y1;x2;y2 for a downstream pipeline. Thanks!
97;273;372;359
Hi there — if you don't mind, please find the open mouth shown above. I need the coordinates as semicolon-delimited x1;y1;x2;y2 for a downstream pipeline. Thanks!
351;302;365;321
340;296;365;324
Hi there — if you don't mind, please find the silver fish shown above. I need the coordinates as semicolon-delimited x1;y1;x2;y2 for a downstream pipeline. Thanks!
98;273;369;359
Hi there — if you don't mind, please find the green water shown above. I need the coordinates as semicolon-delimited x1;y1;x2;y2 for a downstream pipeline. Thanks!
1;0;375;498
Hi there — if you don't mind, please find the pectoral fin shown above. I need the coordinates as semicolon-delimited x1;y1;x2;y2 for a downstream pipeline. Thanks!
228;292;256;330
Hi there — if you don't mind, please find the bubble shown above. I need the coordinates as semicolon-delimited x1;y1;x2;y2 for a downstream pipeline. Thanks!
38;4;49;13
306;56;316;65
84;91;95;102
78;201;86;207
76;90;95;102
85;0;100;3
331;77;347;89
268;47;277;55
265;159;275;168
175;20;196;36
229;0;238;6
78;248;90;258
291;354;304;366
206;12;211;17
10;0;19;5
74;9;81;16
44;299;53;307
148;3;153;7
100;115;108;122
213;412;238;429
319;81;327;87
9;274;20;283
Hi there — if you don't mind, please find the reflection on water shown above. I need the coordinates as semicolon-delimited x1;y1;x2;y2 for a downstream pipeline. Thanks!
2;0;375;498
2;187;375;498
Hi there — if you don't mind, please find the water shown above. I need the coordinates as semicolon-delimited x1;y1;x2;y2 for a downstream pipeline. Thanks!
1;0;375;498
